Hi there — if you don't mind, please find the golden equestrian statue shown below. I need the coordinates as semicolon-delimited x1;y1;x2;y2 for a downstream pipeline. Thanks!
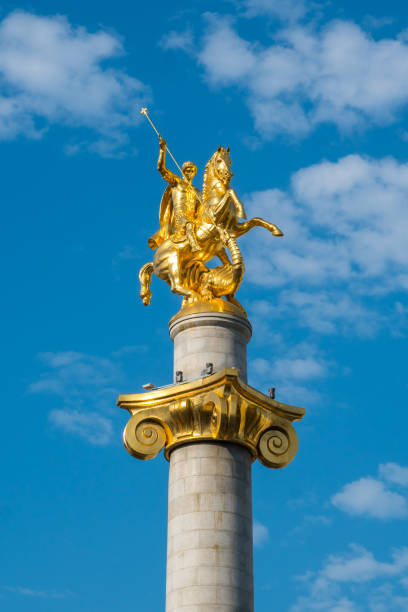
139;108;283;315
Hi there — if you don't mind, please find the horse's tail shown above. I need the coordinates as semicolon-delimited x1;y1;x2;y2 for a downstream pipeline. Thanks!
139;262;154;305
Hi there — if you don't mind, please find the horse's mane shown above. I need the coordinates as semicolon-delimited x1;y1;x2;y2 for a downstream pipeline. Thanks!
202;154;216;206
202;148;230;205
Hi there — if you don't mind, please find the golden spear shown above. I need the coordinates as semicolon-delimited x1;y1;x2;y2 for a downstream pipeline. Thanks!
140;108;186;180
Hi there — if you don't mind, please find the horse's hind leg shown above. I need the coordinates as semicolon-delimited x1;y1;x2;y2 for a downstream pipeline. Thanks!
167;255;198;302
139;262;154;305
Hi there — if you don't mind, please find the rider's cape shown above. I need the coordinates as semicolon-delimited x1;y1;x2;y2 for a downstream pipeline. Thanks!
148;185;173;250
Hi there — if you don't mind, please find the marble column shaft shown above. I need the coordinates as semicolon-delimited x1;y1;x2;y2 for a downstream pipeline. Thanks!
166;442;254;612
167;311;253;611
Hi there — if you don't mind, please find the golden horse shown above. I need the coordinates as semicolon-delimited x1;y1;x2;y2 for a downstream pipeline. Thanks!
139;146;283;307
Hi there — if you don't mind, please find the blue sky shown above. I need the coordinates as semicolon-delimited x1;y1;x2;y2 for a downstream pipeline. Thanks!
1;0;408;610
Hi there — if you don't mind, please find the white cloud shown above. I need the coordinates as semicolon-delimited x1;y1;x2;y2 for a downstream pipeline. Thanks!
0;10;150;154
242;154;408;335
199;15;256;83
331;477;408;520
291;545;408;611
323;546;408;583
191;16;408;138
30;350;122;445
379;463;408;487
49;409;113;446
253;520;269;547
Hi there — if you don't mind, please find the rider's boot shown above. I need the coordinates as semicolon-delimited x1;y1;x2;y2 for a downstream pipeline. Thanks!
186;223;200;252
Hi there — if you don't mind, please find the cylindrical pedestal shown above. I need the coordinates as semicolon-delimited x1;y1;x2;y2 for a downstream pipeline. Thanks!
169;311;252;383
166;310;254;611
166;442;254;612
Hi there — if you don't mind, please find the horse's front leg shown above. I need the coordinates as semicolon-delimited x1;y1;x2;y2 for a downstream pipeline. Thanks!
210;192;231;221
232;217;284;237
228;188;247;219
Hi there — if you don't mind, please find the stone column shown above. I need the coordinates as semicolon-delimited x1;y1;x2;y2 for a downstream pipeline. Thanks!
118;308;304;612
166;442;253;612
169;311;252;383
166;310;253;611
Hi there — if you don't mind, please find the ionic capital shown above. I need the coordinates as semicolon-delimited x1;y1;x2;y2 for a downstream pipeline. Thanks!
117;368;304;469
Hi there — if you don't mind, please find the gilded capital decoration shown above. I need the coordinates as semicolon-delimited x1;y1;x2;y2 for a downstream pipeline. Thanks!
118;368;305;469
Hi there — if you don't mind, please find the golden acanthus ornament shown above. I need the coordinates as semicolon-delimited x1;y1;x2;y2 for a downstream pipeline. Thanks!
139;109;283;314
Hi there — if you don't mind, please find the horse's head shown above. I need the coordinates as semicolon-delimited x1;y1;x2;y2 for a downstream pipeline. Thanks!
208;146;233;186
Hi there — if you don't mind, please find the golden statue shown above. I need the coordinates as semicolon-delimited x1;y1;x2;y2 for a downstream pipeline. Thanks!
139;109;283;313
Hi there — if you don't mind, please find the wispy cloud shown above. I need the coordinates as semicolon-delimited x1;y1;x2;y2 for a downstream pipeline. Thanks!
0;10;150;155
290;514;332;536
1;585;70;599
250;341;329;405
253;520;269;547
49;409;113;446
30;350;126;445
363;15;394;29
30;351;120;398
290;545;408;611
159;29;194;53
331;463;408;520
115;245;139;261
239;0;309;22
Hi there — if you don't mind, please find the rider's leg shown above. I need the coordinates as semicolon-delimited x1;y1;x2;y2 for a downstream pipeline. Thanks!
186;222;200;252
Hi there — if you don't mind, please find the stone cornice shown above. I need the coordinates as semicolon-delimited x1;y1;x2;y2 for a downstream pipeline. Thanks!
117;368;305;468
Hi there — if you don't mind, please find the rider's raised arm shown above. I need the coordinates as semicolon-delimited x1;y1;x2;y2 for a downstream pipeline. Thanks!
157;136;180;185
228;188;247;219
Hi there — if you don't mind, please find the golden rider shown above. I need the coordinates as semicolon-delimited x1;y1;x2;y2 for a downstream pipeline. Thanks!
148;136;201;252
